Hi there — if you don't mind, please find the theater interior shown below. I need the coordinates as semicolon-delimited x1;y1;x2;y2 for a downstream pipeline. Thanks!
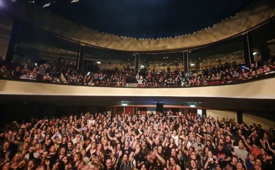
0;0;275;169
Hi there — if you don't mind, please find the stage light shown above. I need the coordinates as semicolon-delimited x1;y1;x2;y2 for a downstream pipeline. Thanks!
96;61;101;64
253;52;257;55
43;3;51;8
71;0;79;3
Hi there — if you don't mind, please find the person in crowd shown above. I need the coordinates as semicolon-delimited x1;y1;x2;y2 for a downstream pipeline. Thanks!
233;141;248;161
167;156;181;170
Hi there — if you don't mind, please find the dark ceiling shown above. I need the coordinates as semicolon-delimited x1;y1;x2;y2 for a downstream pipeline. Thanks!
35;0;258;38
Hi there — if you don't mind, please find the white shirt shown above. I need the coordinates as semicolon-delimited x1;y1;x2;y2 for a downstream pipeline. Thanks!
171;135;179;146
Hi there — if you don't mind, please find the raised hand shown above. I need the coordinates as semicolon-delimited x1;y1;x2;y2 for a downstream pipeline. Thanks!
118;150;123;157
260;139;267;144
45;159;50;166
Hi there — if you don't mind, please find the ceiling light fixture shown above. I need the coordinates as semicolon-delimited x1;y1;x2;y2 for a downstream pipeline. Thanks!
71;0;79;3
121;101;128;106
42;2;51;8
190;104;196;108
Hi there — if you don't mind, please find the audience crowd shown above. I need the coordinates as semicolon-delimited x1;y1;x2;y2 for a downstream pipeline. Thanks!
0;112;274;170
63;58;275;87
1;57;275;87
0;59;63;84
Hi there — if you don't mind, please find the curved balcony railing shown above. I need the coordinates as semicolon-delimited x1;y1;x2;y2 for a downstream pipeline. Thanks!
1;59;275;89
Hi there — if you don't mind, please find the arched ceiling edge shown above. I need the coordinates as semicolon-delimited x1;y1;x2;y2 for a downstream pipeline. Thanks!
3;0;275;52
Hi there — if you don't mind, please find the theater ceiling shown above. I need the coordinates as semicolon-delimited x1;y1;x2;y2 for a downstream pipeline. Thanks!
2;0;275;51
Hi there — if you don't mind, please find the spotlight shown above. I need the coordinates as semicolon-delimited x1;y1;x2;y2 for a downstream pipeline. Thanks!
96;61;101;64
42;2;51;8
71;0;79;3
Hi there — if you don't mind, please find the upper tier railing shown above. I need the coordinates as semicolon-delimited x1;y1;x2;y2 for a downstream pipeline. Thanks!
1;59;275;88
